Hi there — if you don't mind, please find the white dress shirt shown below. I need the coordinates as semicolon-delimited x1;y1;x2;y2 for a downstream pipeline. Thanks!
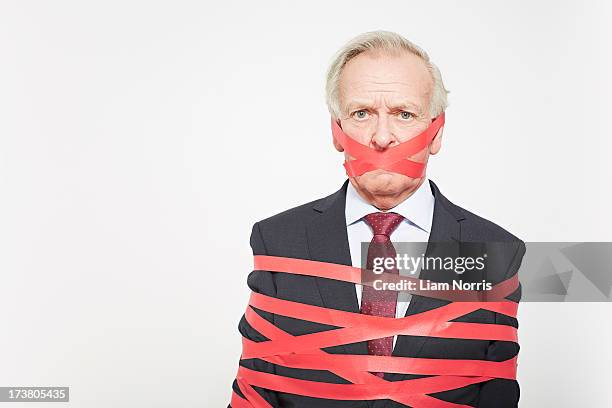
345;179;435;347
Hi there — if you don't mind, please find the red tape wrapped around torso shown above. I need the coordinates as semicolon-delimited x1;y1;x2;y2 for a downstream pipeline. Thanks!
231;255;519;408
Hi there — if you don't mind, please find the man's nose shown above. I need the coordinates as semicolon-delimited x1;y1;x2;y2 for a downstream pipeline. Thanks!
371;117;395;150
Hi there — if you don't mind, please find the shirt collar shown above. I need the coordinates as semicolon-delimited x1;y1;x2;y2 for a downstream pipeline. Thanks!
345;178;435;233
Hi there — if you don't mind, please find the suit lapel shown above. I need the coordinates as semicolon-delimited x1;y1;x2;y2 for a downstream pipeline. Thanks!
306;179;368;355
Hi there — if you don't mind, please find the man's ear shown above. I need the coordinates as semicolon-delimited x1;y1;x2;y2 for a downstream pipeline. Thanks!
333;119;344;152
333;136;344;152
430;126;444;155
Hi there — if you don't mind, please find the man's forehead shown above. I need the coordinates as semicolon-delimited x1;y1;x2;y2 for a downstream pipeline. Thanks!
341;82;430;114
339;51;432;112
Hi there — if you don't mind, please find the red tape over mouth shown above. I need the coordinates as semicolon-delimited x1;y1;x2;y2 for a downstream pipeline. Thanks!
331;112;446;178
231;255;519;408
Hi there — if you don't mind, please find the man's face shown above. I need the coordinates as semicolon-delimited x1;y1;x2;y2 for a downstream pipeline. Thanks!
335;50;442;208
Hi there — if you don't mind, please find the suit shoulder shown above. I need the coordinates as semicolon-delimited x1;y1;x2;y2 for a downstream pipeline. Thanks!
430;180;523;245
453;204;526;283
455;204;523;244
250;186;341;256
255;197;322;231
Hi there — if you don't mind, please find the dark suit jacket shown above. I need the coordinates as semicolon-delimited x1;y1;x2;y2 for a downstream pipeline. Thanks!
231;179;524;408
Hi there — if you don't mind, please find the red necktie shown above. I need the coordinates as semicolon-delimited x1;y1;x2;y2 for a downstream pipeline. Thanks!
360;212;404;377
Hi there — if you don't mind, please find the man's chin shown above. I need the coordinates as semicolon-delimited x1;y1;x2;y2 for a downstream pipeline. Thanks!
356;171;412;194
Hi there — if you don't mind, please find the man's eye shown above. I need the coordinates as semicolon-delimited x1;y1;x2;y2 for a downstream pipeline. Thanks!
400;111;414;120
354;110;368;119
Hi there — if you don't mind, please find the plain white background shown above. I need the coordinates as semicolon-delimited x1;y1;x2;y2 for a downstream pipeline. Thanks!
1;1;611;407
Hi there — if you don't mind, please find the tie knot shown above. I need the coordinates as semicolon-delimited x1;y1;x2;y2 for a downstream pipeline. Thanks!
363;212;404;236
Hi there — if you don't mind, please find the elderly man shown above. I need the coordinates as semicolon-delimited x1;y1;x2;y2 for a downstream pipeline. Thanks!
230;31;524;408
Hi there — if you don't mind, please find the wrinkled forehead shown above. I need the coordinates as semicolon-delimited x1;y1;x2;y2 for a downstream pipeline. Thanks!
338;50;433;114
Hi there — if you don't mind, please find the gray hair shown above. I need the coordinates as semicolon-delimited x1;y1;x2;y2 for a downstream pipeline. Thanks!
325;30;449;119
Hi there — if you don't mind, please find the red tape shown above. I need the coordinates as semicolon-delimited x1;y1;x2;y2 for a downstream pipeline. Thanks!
331;112;445;178
231;255;519;408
